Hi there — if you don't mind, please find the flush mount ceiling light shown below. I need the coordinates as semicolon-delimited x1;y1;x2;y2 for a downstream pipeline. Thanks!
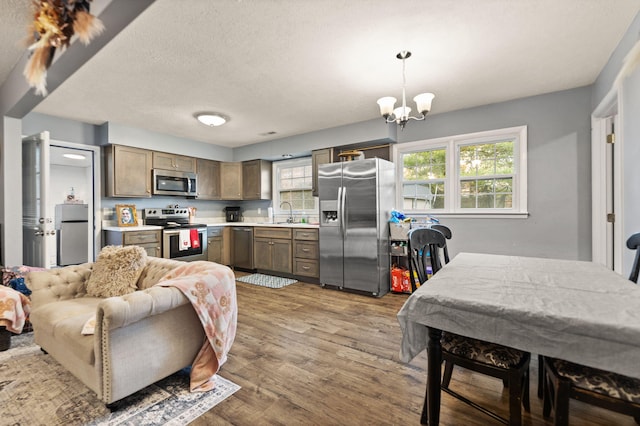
195;113;229;127
63;153;86;160
376;51;435;130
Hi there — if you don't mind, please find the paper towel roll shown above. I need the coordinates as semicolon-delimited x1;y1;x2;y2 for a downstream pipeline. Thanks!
267;207;274;223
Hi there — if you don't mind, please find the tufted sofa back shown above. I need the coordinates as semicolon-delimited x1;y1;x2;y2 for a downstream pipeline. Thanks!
28;263;94;307
136;257;185;289
27;257;187;307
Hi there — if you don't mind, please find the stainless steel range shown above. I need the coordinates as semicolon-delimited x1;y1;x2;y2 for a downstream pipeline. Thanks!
143;208;208;262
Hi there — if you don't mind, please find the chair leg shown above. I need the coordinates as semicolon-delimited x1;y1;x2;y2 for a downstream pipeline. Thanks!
522;368;530;412
554;379;571;426
537;355;544;399
543;366;553;418
442;361;454;388
508;370;523;426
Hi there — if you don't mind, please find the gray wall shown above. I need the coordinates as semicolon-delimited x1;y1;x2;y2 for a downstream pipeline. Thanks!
22;85;594;262
233;118;396;161
592;11;640;278
592;12;640;110
22;113;234;162
400;87;592;261
241;87;594;261
621;62;640;276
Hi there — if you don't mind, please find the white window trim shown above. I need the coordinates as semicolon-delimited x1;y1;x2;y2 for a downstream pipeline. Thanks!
393;125;528;218
271;157;315;215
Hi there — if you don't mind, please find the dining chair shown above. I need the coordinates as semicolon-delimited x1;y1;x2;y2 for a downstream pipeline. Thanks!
429;224;451;264
407;227;531;426
542;232;640;425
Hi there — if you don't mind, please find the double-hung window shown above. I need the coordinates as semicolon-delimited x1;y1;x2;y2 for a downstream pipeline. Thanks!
272;157;317;215
394;126;527;217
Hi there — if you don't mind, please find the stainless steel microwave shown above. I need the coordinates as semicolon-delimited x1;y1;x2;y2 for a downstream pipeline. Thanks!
152;169;197;196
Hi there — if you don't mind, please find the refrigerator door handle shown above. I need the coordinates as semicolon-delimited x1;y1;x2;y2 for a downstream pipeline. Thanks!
337;186;343;235
341;186;347;237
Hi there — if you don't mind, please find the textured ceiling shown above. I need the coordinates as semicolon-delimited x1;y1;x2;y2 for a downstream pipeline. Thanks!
1;0;639;148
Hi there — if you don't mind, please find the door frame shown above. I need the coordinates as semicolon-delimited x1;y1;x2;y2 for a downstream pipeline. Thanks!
24;136;102;263
591;87;623;273
52;139;102;262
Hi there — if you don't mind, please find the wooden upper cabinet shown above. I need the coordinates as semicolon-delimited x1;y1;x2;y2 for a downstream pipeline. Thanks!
312;148;333;196
153;151;196;172
242;159;272;200
196;158;221;200
220;162;243;200
104;145;152;198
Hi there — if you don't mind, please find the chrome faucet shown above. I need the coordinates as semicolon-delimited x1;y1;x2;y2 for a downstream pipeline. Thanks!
280;201;294;223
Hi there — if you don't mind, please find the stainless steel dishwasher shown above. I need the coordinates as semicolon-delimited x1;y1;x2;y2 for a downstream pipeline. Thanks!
232;226;254;270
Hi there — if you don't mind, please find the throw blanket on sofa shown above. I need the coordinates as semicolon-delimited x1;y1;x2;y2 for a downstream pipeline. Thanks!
156;261;237;392
0;286;31;333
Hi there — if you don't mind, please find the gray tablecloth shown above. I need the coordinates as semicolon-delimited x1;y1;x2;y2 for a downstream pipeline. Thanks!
397;252;640;378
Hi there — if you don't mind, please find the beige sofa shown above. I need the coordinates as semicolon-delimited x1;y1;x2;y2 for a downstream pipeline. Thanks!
27;256;211;406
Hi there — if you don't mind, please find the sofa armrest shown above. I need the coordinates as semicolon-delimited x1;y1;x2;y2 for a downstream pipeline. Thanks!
95;286;189;331
27;263;93;309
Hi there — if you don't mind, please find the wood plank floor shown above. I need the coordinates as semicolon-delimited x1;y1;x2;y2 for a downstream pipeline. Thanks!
194;274;636;426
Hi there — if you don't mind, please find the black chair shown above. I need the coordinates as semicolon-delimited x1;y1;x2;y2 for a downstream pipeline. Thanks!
627;232;640;284
407;227;531;426
429;224;452;264
542;232;640;425
407;227;446;292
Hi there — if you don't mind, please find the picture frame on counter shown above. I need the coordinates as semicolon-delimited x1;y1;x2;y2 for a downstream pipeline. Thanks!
116;204;138;227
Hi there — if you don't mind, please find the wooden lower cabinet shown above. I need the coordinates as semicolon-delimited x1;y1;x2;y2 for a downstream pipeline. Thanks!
293;228;319;279
105;229;162;258
253;227;292;274
208;236;223;264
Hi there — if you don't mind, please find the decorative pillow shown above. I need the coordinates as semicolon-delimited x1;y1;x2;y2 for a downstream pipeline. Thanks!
86;245;147;298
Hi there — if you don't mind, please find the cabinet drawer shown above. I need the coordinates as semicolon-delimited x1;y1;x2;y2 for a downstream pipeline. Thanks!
254;227;292;239
293;228;318;241
294;240;318;259
294;259;319;278
207;226;223;237
123;230;161;245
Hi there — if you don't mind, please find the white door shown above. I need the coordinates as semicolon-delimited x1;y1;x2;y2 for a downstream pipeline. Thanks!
604;116;616;269
592;109;623;272
22;131;56;268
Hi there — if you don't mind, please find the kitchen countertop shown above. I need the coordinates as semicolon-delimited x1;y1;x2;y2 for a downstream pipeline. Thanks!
203;222;319;229
103;222;319;231
103;225;163;232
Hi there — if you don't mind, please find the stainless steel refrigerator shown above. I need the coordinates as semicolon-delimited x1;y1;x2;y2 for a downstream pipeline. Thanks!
318;158;395;296
55;204;89;266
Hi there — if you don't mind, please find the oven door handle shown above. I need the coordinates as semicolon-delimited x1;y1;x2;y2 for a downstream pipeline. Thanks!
163;228;206;235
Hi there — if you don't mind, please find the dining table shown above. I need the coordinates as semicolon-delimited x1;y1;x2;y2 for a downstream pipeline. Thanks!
397;252;640;425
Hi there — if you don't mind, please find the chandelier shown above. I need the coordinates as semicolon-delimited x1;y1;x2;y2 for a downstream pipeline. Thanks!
376;51;435;129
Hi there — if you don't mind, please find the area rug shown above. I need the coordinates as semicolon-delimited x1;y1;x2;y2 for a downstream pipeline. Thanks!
0;333;240;426
236;273;297;288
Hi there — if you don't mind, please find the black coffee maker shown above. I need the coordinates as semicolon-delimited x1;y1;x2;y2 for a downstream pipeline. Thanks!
224;206;241;222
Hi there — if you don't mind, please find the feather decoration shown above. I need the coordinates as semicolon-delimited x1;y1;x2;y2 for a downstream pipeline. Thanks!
73;10;105;45
23;0;103;96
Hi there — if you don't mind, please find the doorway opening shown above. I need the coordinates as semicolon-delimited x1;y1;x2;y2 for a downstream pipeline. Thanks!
22;131;101;268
